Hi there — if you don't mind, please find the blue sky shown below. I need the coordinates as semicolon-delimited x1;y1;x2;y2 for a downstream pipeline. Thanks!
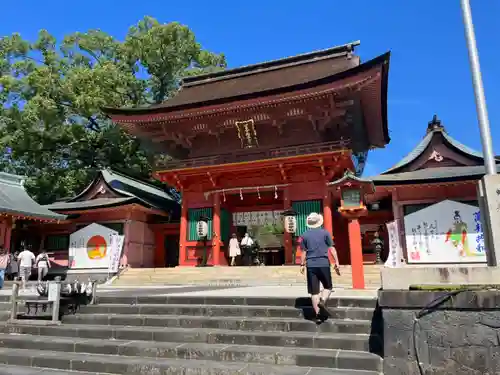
2;0;499;176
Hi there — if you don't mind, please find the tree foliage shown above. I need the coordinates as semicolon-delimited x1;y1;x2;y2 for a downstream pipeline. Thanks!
0;17;226;203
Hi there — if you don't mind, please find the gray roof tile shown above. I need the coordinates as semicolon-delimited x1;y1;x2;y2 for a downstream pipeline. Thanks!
381;127;489;174
0;172;66;220
370;165;500;185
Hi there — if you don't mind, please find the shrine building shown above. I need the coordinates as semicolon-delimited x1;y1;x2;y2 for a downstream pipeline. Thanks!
16;169;180;270
104;41;391;271
0;172;65;252
361;115;500;266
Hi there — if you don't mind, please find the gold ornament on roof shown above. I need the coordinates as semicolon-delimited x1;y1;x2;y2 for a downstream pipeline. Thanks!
235;119;259;148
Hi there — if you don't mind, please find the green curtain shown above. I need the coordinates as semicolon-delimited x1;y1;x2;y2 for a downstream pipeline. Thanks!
221;209;230;243
188;208;213;240
292;200;323;237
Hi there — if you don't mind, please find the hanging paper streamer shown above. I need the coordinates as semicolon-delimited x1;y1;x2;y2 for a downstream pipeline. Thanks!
257;187;261;199
274;186;278;199
222;189;226;202
240;188;243;200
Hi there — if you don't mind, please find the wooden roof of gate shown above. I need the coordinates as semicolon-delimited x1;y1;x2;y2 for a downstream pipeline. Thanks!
104;41;391;151
104;41;362;115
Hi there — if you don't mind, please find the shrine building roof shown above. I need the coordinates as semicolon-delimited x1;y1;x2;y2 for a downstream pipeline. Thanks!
381;115;500;175
371;164;500;186
44;169;179;213
103;41;372;115
0;172;66;221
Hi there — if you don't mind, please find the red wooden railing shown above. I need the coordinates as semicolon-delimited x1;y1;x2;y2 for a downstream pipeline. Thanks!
157;139;350;170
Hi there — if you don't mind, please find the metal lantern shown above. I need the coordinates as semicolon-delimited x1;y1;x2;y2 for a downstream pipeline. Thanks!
341;188;362;208
196;220;209;238
282;209;297;234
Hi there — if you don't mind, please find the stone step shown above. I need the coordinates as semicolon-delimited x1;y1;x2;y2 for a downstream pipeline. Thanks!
0;333;383;372
0;347;380;375
62;313;372;334
95;295;378;309
1;323;379;353
115;266;382;287
0;364;100;375
124;266;382;273
78;303;376;321
113;281;382;287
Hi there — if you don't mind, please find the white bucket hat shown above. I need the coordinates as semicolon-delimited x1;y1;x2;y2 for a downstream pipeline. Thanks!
306;212;324;229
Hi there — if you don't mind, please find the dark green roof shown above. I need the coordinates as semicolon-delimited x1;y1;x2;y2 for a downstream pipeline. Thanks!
44;197;135;211
0;172;66;221
46;169;180;214
328;170;375;190
371;165;500;186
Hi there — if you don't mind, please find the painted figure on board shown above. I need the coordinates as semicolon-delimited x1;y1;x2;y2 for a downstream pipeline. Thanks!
445;210;479;257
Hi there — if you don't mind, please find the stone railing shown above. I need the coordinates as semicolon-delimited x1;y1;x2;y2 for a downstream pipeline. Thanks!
8;278;98;325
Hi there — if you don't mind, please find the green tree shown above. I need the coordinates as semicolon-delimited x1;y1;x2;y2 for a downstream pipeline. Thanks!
0;17;226;204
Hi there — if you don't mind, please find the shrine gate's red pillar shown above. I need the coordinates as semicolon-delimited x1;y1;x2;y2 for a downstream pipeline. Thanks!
212;192;221;266
348;218;365;289
322;189;335;264
179;198;188;266
283;187;293;264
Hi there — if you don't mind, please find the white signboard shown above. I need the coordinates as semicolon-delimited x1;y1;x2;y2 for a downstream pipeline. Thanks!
108;234;125;274
69;223;119;269
404;200;486;264
232;210;284;227
384;220;404;268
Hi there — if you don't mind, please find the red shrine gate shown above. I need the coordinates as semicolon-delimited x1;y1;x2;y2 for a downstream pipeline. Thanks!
105;42;391;274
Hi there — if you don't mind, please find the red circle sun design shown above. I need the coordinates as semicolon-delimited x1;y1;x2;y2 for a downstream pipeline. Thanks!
87;235;107;260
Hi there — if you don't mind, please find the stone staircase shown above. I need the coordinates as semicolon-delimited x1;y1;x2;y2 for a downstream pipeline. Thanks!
113;265;382;288
0;294;383;374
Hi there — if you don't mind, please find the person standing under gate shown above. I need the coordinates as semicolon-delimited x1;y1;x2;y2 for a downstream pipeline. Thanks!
299;212;340;321
228;233;241;266
0;246;10;289
240;233;254;266
17;247;35;291
35;250;51;282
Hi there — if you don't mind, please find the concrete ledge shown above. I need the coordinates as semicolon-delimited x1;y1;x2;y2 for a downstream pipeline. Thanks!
381;265;500;290
378;289;500;310
7;319;61;326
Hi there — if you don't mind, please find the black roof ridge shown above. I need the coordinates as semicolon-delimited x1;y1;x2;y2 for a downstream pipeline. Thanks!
181;41;361;87
104;168;167;192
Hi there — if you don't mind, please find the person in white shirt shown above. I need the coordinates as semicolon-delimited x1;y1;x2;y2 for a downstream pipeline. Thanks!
240;233;254;266
17;248;35;290
228;233;241;266
35;250;51;282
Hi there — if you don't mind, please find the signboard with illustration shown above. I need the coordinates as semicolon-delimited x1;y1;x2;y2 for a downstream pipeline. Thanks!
404;200;486;264
69;223;123;270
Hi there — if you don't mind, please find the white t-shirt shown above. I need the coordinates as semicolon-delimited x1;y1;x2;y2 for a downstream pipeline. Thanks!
241;236;254;247
36;253;50;268
17;250;35;268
